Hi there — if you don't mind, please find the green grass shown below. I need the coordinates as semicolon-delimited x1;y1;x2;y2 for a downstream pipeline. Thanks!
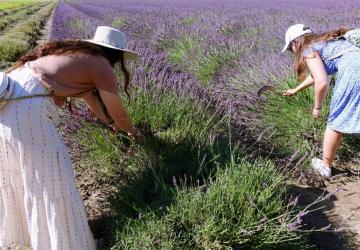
76;88;226;178
0;1;55;65
252;76;360;165
75;87;311;249
162;36;236;86
0;0;40;10
165;36;202;65
220;26;266;38
75;87;227;246
0;37;29;62
114;156;307;249
255;77;329;156
221;25;236;36
0;3;44;32
112;16;125;29
193;49;235;86
180;16;198;25
67;16;87;34
0;2;38;17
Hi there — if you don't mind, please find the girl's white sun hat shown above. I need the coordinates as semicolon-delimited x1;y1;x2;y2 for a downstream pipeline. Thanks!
85;26;138;60
282;24;312;52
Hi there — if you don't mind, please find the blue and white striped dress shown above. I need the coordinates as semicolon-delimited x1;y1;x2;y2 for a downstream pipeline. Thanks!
304;39;360;133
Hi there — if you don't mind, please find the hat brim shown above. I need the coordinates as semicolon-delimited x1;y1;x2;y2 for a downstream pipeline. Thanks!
281;42;290;53
84;39;138;60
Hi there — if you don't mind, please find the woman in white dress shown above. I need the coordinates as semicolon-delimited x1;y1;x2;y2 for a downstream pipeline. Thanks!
0;26;138;249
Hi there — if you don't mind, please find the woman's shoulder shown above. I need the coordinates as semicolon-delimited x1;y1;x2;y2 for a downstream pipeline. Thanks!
54;53;113;73
31;53;97;65
89;54;112;68
39;53;108;63
90;55;117;87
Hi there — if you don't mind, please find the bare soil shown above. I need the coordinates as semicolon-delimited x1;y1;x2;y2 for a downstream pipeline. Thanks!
290;164;360;249
36;5;54;45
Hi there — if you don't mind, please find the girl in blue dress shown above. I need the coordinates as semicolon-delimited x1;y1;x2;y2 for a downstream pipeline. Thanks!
282;24;360;178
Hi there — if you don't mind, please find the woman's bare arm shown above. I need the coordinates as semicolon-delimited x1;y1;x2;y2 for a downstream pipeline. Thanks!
98;89;136;136
82;91;112;123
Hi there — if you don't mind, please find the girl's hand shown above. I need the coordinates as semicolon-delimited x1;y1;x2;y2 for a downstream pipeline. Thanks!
282;88;298;96
312;107;321;118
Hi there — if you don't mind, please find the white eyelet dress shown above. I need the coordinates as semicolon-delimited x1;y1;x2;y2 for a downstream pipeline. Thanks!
0;65;96;250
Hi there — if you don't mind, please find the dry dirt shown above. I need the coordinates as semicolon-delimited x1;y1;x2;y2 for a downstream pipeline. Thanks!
36;4;54;45
290;164;360;249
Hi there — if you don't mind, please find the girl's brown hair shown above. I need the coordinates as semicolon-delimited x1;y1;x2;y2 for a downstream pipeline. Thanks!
7;40;131;98
292;28;351;80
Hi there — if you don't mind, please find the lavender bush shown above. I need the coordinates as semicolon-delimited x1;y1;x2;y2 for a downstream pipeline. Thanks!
52;0;360;154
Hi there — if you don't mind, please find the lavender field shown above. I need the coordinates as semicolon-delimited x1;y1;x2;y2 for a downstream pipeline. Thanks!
49;0;360;249
53;0;360;162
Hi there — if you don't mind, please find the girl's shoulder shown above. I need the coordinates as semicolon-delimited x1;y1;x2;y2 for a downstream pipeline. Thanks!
303;41;327;58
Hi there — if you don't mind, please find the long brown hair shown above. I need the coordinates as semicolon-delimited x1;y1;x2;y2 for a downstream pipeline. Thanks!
292;28;351;80
7;40;131;98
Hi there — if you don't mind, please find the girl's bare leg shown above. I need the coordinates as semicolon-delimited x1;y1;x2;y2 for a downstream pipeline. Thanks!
322;127;343;167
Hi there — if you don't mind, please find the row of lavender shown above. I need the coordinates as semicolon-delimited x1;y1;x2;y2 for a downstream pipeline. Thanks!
52;0;360;136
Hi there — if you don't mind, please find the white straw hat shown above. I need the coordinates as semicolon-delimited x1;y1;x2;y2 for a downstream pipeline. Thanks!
282;24;312;52
85;26;138;60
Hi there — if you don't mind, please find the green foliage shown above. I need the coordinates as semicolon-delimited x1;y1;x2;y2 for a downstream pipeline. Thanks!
220;26;266;38
112;16;125;28
221;25;236;36
0;1;55;67
162;36;236;86
68;17;87;34
0;37;28;61
0;0;40;11
75;87;309;249
180;16;198;25
0;3;43;32
193;50;235;86
76;124;131;177
254;77;329;156
252;76;360;163
165;36;202;65
76;88;226;178
126;89;224;138
115;157;307;250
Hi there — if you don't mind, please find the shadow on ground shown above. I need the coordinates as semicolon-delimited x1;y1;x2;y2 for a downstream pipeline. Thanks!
288;180;359;250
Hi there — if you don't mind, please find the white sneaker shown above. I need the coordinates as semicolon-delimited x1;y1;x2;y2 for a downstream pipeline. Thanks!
311;158;331;178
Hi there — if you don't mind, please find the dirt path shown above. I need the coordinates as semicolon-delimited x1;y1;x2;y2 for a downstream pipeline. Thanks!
291;168;360;249
36;5;54;45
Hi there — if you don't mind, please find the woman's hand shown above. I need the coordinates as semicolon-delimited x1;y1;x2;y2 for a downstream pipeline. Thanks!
127;132;136;141
282;88;298;96
127;127;143;141
312;107;321;118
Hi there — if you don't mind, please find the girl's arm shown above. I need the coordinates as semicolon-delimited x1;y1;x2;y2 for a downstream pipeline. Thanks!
282;74;314;96
305;52;329;118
